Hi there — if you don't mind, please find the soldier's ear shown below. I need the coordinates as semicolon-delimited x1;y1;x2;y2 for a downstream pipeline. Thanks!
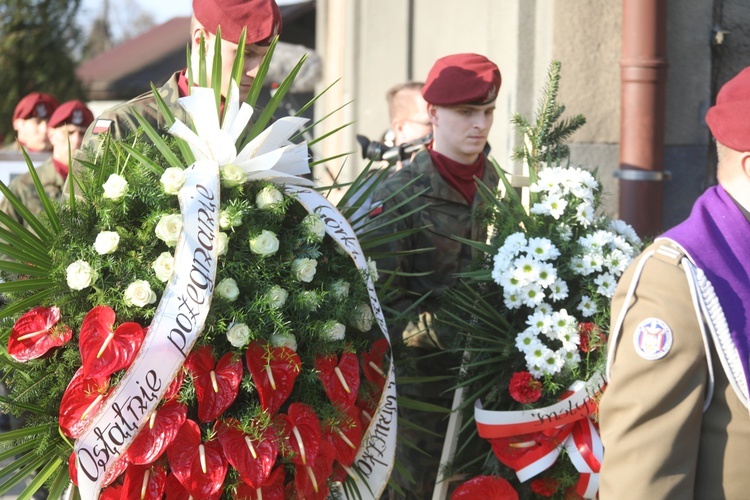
740;152;750;179
427;104;438;125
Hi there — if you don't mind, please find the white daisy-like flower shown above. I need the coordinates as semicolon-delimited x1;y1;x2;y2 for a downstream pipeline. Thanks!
605;249;631;276
526;237;560;261
576;203;594;227
515;328;539;352
521;283;545;308
535;302;553;316
560;347;582;368
504;289;524;309
608;219;642;247
530;202;552;217
549;278;569;301
537;347;564;376
497;268;523;292
512;256;541;285
557;223;573;242
577;295;598;317
594;272;617;298
536;262;558;288
492;252;514;283
551;309;577;331
556;325;581;351
525;310;551;335
501;232;527;255
545;195;568;220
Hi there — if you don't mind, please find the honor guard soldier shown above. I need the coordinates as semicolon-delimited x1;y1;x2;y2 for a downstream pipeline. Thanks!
2;92;59;153
600;66;750;498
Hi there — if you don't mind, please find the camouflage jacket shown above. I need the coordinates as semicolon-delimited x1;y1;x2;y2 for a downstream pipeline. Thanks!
0;157;64;228
368;148;499;349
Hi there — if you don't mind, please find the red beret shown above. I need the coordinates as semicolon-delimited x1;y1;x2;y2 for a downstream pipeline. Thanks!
13;92;59;121
706;66;750;152
48;100;94;129
193;0;282;46
422;53;501;106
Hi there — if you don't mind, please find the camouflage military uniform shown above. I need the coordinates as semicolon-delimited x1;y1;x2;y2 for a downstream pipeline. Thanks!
369;147;498;498
0;157;64;228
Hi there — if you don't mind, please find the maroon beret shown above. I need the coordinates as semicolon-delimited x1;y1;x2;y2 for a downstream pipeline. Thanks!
706;66;750;152
193;0;282;46
13;92;59;121
48;100;94;129
422;53;501;106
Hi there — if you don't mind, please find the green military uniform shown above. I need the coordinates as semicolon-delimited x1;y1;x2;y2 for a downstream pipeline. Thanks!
369;147;499;498
600;237;750;499
0;157;64;228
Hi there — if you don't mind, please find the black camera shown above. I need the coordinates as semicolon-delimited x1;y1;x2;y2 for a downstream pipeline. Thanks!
356;133;432;163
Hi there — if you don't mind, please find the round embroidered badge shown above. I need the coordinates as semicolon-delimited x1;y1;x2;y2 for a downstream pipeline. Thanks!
633;318;673;360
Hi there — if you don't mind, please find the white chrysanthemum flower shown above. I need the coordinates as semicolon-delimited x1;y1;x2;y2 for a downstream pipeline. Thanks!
526;345;557;375
503;289;524;309
608;219;642;247
515;328;539;352
556;325;581;351
545;195;568;219
560;346;582;369
492;251;514;283
501;232;527;255
557;223;573;242
576;203;594;227
497;268;523;292
594;272;617;298
526;237;560;261
535;302;553;316
605;249;631;276
541;349;566;376
578;252;604;276
577;295;598;317
521;283;545;308
512;256;540;285
525;310;552;335
530;201;551;217
549;278;569;301
611;235;635;256
551;309;577;332
536;262;557;288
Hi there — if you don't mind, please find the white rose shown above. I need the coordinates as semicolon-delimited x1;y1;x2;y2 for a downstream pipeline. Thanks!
221;163;246;188
226;322;251;348
249;230;279;257
93;231;120;255
152;252;174;282
265;285;288;308
155;214;183;247
216;278;240;301
124;280;157;308
300;290;321;310
292;258;317;283
102;173;129;200
256;186;284;210
217;232;229;256
270;333;298;352
322;322;346;342
219;209;243;229
66;260;97;290
302;213;326;241
351;303;374;332
160;167;186;195
329;280;350;300
367;257;379;281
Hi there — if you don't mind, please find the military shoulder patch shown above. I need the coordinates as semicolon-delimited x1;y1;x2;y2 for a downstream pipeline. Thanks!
91;119;113;135
633;318;673;360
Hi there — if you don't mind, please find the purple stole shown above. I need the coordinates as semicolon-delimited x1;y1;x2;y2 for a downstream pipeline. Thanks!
664;185;750;383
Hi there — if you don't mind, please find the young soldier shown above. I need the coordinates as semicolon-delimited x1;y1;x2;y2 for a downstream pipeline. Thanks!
600;66;750;498
369;53;501;498
2;92;59;152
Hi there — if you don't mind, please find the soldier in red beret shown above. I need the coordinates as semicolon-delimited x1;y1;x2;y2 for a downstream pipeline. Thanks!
80;0;282;154
600;66;750;497
366;53;502;498
1;92;59;152
0;100;93;228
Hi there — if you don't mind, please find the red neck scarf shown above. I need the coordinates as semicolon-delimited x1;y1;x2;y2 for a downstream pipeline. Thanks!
53;159;69;179
176;69;190;98
428;148;485;203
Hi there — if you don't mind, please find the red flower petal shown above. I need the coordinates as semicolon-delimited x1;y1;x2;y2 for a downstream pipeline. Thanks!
279;403;322;466
99;483;123;500
164;473;191;500
8;306;71;361
185;346;243;422
508;371;543;404
102;454;130;488
79;305;145;379
323;405;363;467
361;338;390;386
294;439;335;500
59;367;110;438
452;475;519;499
166;419;227;499
315;352;360;409
163;369;185;401
122;464;167;500
233;466;286;500
245;341;301;415
128;400;187;465
216;418;279;488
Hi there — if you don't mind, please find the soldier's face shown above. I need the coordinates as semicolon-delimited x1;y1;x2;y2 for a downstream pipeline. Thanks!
13;117;52;152
49;124;86;164
429;102;495;164
209;36;269;102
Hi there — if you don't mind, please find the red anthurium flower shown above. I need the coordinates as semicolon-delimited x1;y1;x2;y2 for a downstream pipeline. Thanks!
166;419;227;500
530;477;562;497
361;338;390;386
122;464;167;500
245;341;301;415
216;418;279;488
128;400;187;465
99;483;123;500
508;371;543;404
356;381;380;426
164;473;191;500
185;346;243;422
279;403;322;466
79;305;146;379
323;405;363;467
233;466;286;500
102;454;130;488
59;367;110;438
315;352;360;409
294;439;335;500
452;475;519;499
163;369;185;401
8;306;71;362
